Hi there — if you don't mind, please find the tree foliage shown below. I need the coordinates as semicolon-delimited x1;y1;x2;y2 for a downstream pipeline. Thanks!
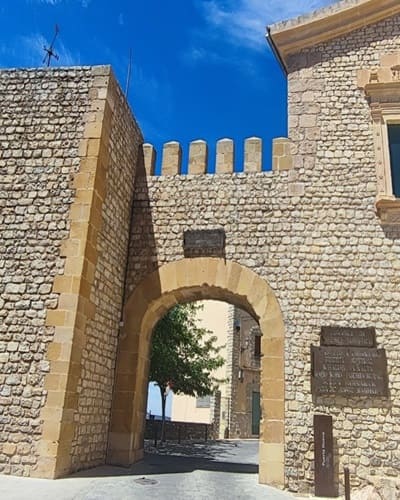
149;303;225;397
149;303;225;440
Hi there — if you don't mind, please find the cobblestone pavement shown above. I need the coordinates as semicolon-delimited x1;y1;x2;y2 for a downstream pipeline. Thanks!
0;440;301;500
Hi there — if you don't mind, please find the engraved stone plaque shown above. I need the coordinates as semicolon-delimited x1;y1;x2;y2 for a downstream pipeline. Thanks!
311;346;388;397
183;229;225;258
314;414;336;497
321;326;376;347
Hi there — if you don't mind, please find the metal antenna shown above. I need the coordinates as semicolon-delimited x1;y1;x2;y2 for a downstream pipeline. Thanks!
125;48;132;98
43;24;60;67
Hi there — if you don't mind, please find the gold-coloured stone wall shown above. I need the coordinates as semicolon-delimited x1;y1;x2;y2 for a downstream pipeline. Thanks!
36;68;143;478
68;73;143;473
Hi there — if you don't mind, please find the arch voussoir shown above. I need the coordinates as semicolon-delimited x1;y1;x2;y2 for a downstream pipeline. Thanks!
108;257;285;488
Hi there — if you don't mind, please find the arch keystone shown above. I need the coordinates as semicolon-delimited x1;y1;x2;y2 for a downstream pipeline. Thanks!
202;257;219;286
179;257;208;287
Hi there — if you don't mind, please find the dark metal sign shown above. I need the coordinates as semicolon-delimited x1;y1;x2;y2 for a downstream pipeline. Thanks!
311;346;388;397
183;229;225;258
321;326;376;347
314;414;336;497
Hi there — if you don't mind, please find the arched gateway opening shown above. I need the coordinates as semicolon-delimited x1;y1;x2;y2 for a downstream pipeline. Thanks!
107;258;285;487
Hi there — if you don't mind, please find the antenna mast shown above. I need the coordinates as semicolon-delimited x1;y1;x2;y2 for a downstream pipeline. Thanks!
125;48;132;98
43;24;60;67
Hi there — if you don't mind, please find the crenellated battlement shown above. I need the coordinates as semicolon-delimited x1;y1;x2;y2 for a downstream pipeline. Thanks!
141;136;293;176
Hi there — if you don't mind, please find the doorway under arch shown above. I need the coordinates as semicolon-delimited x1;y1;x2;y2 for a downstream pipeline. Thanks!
107;257;285;487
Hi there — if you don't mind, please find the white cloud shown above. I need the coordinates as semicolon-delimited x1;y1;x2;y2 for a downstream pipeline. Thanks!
56;39;81;66
198;0;337;51
28;0;91;6
183;46;223;65
182;43;261;82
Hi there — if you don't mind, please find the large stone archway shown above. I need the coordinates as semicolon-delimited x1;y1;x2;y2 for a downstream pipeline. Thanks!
107;257;285;487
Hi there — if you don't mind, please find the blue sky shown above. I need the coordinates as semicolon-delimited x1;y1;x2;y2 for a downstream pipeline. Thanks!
147;382;172;419
1;0;337;173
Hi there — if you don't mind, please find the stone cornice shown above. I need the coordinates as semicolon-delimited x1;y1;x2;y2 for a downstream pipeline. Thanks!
268;0;400;62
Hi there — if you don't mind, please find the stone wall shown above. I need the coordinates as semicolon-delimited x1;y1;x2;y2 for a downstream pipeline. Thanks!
144;419;213;442
229;308;261;439
0;66;143;478
220;305;234;439
126;168;295;296
285;13;400;495
69;73;143;472
2;9;400;494
0;67;95;476
125;155;313;489
126;14;400;495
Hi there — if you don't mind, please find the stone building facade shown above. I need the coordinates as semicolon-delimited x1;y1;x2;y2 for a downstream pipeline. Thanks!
269;1;400;494
169;301;261;441
169;300;230;426
1;0;400;497
227;307;261;439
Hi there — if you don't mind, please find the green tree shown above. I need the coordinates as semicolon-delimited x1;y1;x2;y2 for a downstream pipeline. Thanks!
149;303;225;441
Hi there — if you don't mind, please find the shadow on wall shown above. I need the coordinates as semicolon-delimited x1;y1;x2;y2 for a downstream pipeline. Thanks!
126;147;159;296
106;145;161;467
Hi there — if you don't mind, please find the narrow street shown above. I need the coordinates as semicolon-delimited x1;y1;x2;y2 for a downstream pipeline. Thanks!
0;440;298;500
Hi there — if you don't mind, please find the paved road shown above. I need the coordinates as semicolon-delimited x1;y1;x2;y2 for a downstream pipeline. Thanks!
0;440;300;500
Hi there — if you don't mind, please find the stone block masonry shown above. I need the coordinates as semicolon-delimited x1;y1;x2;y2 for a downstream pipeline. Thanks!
125;10;400;496
126;144;297;295
2;3;400;495
0;67;95;477
67;71;143;475
142;136;291;175
0;66;143;478
279;9;400;496
144;420;213;442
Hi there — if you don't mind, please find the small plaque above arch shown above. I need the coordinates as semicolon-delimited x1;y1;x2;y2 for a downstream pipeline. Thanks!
183;229;226;258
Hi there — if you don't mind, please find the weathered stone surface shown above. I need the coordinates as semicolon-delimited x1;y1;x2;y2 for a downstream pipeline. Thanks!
0;67;94;477
352;485;382;500
1;6;400;495
0;67;143;478
125;11;400;496
68;72;143;474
